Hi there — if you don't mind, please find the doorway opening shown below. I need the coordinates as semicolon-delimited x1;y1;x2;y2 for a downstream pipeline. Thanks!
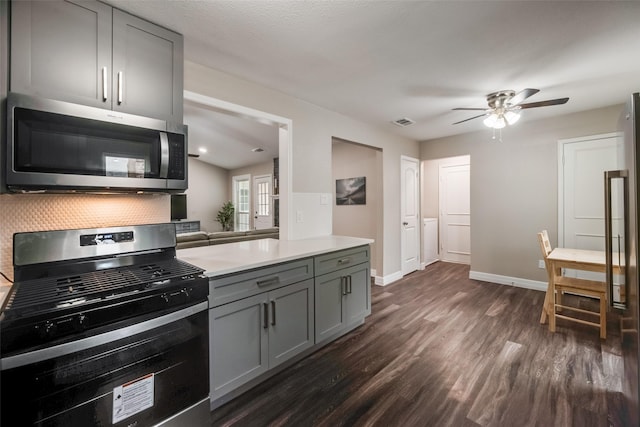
421;155;471;266
331;137;383;279
183;90;292;239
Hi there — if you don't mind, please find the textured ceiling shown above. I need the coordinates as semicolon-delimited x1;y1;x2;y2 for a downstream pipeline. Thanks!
107;0;640;149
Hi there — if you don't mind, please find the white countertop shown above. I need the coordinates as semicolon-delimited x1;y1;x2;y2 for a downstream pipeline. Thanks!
177;235;373;277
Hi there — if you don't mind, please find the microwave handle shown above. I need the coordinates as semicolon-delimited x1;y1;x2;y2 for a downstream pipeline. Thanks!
159;132;169;178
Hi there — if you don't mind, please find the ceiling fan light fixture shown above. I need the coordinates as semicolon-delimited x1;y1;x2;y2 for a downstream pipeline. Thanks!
504;110;521;125
483;113;506;129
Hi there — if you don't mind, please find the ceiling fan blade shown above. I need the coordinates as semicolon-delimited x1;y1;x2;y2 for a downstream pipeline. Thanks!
518;97;569;109
452;107;488;111
508;88;540;106
453;113;486;125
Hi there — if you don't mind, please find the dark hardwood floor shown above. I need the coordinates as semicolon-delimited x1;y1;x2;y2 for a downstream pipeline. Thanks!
210;262;628;427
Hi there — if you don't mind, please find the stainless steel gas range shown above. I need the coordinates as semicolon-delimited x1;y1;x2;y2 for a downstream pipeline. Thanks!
0;223;210;426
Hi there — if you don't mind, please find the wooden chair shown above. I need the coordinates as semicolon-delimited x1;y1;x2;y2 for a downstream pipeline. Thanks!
537;230;608;339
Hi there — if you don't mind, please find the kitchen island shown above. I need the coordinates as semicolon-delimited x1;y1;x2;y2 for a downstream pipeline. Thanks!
177;235;373;409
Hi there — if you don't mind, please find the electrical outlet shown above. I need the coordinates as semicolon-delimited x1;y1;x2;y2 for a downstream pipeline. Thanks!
296;210;304;223
538;259;545;269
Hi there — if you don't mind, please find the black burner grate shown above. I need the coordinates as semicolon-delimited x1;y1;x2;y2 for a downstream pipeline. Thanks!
4;259;203;315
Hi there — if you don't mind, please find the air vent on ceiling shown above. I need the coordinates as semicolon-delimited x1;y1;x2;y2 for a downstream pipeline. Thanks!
392;117;415;127
252;148;264;153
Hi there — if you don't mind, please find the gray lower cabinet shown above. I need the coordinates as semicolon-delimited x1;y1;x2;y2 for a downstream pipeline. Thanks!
10;0;183;123
315;246;371;343
209;279;314;401
209;246;371;405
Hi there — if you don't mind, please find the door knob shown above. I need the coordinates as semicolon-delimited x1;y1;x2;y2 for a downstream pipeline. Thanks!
403;222;408;226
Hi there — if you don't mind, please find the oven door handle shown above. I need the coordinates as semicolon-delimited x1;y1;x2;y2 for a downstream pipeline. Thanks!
1;301;208;370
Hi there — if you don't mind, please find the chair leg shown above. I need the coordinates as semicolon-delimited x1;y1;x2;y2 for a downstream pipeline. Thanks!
600;294;607;339
540;290;549;324
549;290;556;333
556;289;562;312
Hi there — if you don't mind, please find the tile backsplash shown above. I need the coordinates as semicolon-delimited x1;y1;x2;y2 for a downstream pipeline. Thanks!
0;193;170;281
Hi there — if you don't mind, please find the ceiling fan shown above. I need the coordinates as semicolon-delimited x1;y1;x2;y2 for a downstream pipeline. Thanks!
452;88;569;129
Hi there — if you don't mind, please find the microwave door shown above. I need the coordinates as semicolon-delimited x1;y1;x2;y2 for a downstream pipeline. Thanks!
605;169;628;309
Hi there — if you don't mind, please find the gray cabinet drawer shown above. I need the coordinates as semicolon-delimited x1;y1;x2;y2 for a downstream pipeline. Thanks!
314;245;370;276
210;258;314;307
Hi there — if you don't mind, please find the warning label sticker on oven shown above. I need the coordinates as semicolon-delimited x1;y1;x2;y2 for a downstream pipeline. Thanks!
112;373;154;424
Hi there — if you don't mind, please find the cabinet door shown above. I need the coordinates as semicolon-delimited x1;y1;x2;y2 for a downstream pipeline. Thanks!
210;294;269;400
314;269;347;343
268;280;314;368
11;0;112;108
112;9;183;122
344;263;372;324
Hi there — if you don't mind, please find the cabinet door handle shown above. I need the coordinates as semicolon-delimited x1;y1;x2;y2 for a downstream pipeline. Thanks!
117;71;123;105
347;275;352;294
263;302;269;329
257;276;280;287
271;300;276;326
337;258;351;265
341;276;347;295
101;67;108;102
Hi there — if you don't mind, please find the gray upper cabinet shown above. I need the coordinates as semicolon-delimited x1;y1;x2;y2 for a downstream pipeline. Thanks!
10;0;183;123
10;0;112;108
111;9;183;122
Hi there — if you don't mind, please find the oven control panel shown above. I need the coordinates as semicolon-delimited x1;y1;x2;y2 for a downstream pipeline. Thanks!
80;231;134;246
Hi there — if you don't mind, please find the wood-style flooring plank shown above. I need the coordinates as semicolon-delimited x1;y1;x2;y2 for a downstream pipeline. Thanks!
210;262;627;427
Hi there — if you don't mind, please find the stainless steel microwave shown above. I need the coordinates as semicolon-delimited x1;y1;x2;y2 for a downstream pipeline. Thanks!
6;92;188;193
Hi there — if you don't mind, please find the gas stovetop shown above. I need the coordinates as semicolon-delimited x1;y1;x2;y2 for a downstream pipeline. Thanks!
3;257;204;319
1;224;209;356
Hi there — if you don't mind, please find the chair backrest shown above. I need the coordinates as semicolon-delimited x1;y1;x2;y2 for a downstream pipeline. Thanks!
537;230;552;259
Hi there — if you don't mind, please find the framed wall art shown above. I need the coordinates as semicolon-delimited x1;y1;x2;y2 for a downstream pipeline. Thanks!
336;176;366;205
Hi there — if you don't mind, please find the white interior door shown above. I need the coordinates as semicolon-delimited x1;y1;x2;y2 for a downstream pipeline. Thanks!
253;174;273;230
439;163;470;264
233;174;250;232
560;133;623;294
401;156;420;275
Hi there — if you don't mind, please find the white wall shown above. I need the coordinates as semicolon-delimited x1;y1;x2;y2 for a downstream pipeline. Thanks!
185;157;229;232
185;61;419;278
420;104;624;282
332;138;383;274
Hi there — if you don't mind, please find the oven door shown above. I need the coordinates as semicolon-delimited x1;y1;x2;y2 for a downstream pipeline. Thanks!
1;302;209;426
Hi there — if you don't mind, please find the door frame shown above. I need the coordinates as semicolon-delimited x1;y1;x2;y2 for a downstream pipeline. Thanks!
401;155;420;276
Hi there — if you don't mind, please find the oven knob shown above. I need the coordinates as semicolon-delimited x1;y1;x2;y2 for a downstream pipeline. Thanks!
36;320;57;338
78;314;87;327
181;287;190;298
161;293;169;303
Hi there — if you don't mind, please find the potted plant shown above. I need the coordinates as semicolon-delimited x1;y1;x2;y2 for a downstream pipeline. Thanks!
216;201;235;231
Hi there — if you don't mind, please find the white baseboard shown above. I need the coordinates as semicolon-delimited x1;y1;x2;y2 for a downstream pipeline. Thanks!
374;270;403;286
469;271;547;292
